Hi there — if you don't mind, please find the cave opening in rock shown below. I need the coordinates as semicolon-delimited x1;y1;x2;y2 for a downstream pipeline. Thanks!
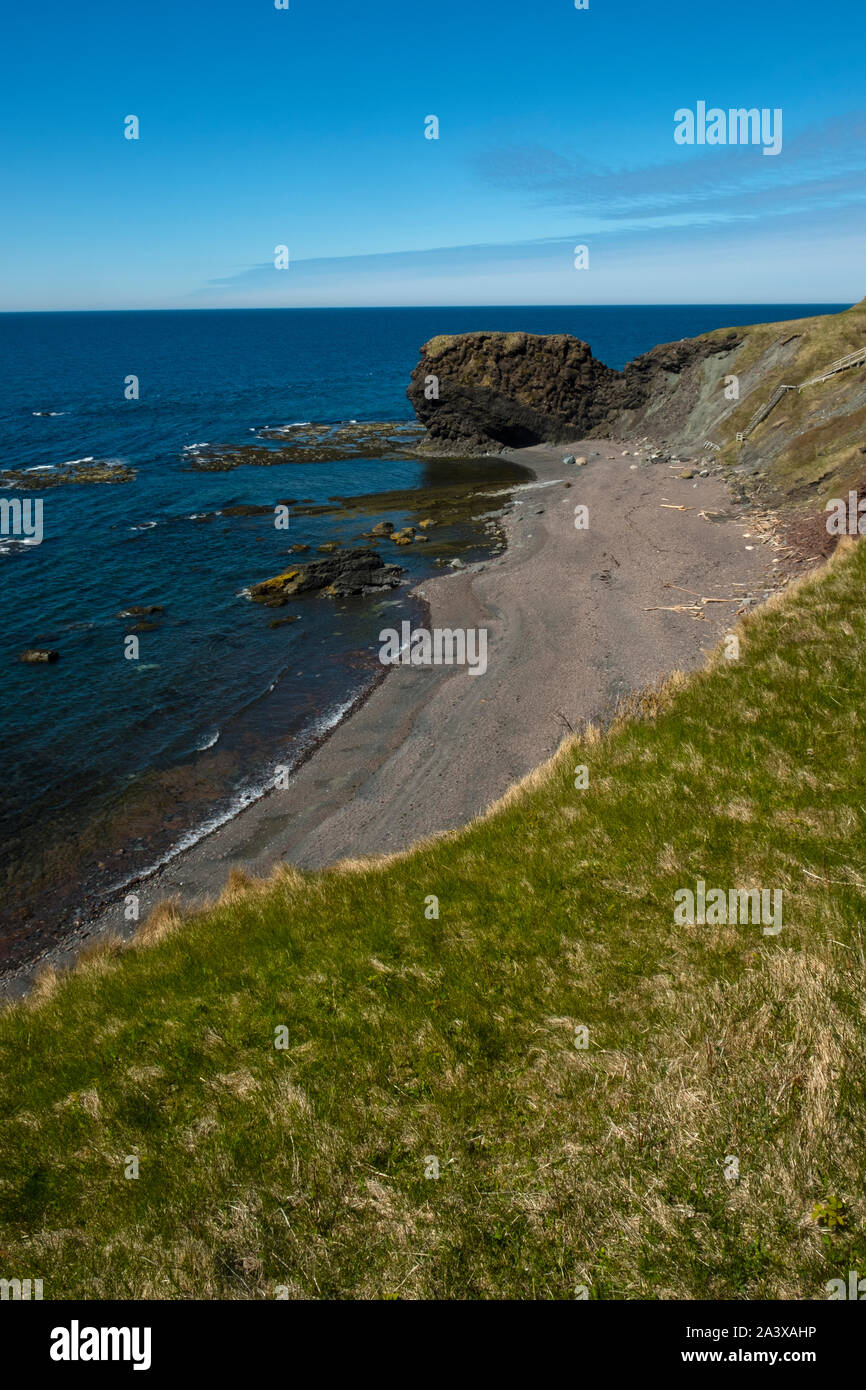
488;423;547;448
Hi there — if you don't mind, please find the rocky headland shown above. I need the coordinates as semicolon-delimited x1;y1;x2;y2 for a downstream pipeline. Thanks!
407;328;741;451
406;299;866;511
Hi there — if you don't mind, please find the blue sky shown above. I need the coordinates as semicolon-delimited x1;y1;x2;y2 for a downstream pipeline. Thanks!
1;0;864;310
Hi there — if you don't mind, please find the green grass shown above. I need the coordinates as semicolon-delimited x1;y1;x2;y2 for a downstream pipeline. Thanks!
1;541;866;1300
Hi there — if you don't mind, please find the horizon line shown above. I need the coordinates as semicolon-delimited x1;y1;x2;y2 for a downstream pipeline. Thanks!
0;300;853;316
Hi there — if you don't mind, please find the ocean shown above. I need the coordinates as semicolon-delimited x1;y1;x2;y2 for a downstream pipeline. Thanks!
0;304;845;968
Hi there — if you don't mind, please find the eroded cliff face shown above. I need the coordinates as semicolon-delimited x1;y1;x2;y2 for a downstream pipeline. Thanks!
406;301;866;509
407;332;618;449
406;327;743;451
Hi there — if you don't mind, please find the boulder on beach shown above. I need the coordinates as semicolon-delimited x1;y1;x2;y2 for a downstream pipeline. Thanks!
249;548;405;604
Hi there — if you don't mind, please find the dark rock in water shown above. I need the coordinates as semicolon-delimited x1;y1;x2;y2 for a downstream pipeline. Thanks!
287;543;310;553
407;329;743;452
19;648;59;663
129;620;159;633
370;520;394;535
317;540;341;552
221;504;275;517
117;604;163;618
187;421;426;471
0;460;136;488
268;615;300;629
249;548;405;604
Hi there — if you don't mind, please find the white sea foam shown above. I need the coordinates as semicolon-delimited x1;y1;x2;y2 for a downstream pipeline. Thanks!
0;535;43;552
486;479;564;499
196;730;220;750
103;691;362;894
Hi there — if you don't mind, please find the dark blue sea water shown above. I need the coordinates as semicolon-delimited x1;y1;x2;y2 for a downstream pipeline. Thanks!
0;304;845;963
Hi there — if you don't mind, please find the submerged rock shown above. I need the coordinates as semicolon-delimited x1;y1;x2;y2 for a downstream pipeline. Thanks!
1;461;136;488
19;648;59;663
249;548;405;604
221;504;275;517
187;421;426;470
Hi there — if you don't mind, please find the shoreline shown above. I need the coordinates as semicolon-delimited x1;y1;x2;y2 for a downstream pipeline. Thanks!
1;438;791;1001
0;447;522;980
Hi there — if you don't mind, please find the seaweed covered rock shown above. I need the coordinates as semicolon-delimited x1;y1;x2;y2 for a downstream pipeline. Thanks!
249;548;404;605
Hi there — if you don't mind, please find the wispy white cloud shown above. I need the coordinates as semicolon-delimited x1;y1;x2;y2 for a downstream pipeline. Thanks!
469;109;866;225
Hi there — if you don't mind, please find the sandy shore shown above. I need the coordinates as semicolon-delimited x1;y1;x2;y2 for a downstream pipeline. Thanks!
1;439;778;1000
